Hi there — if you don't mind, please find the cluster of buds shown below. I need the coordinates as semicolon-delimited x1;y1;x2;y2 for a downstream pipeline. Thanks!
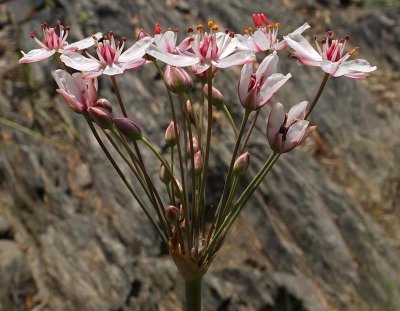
19;14;376;282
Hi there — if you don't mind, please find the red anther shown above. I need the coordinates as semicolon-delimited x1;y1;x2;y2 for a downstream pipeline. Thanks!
339;39;345;43
327;31;333;37
252;14;261;28
321;39;327;44
314;35;318;40
229;31;235;38
65;26;71;31
104;35;108;40
109;31;114;36
344;35;350;41
154;23;162;35
225;29;229;34
187;27;193;33
30;32;36;38
40;22;48;29
260;13;269;25
121;36;127;42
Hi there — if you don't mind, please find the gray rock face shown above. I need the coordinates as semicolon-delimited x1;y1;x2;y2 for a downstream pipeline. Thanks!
0;0;399;310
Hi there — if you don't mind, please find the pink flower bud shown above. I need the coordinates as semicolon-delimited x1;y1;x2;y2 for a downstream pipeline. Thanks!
233;152;251;175
113;117;142;140
87;106;113;129
165;205;180;224
95;98;112;113
165;121;179;146
193;150;203;175
164;65;193;94
159;164;171;184
203;84;225;109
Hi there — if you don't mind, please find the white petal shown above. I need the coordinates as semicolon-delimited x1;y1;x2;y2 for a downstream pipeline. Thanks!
214;50;254;68
102;63;125;75
191;62;210;74
284;34;322;64
286;101;308;125
19;48;55;63
155;31;177;53
60;52;101;71
290;23;311;36
65;32;102;51
123;58;146;70
283;119;309;152
235;34;252;51
118;36;153;63
147;44;199;67
252;30;270;51
256;51;278;81
267;102;285;146
51;69;70;89
321;60;340;75
333;59;377;78
218;34;237;59
238;63;253;105
257;73;292;107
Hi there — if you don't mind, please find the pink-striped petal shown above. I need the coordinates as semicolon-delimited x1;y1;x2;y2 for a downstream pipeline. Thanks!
286;101;308;126
267;102;285;147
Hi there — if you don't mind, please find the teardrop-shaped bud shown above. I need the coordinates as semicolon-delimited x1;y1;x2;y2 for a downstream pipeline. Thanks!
95;98;112;113
187;136;200;155
113;117;142;140
164;65;193;94
87;106;113;129
233;152;251;175
165;121;179;146
159;164;171;184
165;205;180;224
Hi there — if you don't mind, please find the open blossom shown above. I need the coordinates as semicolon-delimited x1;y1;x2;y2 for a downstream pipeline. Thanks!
51;69;97;113
236;13;310;53
284;31;377;78
238;51;291;111
19;21;101;64
60;32;153;78
147;21;254;73
267;101;316;153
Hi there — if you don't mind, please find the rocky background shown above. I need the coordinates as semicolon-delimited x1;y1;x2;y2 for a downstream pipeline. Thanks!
1;0;400;310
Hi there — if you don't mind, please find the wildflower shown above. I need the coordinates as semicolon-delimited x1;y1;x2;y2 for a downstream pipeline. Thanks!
238;51;291;111
60;32;153;78
51;69;97;113
236;13;310;53
147;21;254;73
284;31;376;78
19;21;101;64
266;101;316;153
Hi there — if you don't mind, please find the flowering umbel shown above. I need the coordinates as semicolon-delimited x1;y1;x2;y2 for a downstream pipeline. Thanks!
20;15;377;310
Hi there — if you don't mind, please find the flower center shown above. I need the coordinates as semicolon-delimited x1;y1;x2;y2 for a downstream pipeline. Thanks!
37;21;69;51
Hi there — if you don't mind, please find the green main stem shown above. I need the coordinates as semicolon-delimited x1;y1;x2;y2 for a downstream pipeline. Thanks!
185;277;202;311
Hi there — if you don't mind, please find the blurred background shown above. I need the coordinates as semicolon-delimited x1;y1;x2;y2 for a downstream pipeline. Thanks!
0;0;399;310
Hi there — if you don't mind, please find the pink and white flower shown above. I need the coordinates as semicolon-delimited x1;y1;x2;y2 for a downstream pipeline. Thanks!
19;21;101;64
147;22;254;73
267;101;316;153
236;13;310;53
284;31;377;78
60;32;153;78
51;69;97;113
238;51;291;111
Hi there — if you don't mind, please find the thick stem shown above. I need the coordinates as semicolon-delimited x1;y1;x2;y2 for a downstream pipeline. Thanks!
185;276;202;311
